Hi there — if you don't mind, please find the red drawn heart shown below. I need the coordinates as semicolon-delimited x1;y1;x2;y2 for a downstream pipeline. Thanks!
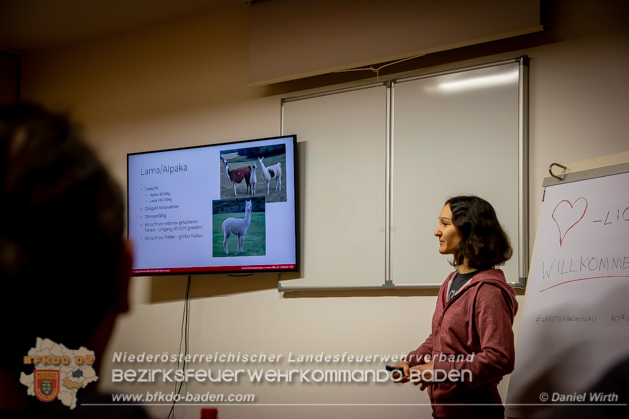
552;198;588;247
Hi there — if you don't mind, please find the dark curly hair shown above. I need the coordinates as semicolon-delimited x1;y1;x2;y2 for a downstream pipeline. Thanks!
445;195;512;270
0;103;127;370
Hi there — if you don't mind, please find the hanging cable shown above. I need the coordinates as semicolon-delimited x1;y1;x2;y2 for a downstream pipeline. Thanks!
167;275;192;419
334;54;424;81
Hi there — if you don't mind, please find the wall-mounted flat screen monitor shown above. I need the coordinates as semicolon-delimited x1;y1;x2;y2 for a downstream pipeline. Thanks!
127;135;298;275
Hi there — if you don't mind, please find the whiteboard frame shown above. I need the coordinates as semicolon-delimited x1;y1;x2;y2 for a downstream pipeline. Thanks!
279;56;529;292
279;82;389;292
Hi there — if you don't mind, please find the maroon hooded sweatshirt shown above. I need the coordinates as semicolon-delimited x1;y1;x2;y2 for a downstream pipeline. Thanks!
407;269;518;417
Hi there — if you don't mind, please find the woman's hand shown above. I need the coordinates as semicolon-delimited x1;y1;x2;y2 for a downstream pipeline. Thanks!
409;357;434;391
391;360;411;383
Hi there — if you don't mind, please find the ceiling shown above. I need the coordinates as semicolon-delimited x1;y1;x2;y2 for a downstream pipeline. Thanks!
0;0;239;53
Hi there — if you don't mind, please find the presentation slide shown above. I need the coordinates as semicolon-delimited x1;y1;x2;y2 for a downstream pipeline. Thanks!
127;136;297;275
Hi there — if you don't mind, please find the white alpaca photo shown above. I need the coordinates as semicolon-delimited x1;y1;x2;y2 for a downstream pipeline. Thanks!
222;200;252;254
257;156;282;194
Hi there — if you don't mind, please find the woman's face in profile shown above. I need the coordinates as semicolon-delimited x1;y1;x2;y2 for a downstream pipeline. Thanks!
435;204;463;255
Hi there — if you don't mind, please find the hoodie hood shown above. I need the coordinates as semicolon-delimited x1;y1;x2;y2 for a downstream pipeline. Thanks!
465;269;518;314
444;269;518;345
454;269;518;347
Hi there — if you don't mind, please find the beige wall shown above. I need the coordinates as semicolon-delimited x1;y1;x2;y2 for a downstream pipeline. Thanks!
20;1;629;418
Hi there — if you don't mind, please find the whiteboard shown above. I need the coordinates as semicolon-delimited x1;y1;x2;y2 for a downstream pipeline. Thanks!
391;61;525;287
279;84;388;290
279;58;528;291
506;162;629;418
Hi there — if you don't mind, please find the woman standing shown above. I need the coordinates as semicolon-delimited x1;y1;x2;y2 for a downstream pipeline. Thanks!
394;195;518;419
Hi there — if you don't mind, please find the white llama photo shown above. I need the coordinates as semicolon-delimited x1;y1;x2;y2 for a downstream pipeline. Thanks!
212;197;266;257
253;145;287;204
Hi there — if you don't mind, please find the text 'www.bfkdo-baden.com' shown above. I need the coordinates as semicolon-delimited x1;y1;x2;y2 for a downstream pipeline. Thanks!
108;391;255;404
